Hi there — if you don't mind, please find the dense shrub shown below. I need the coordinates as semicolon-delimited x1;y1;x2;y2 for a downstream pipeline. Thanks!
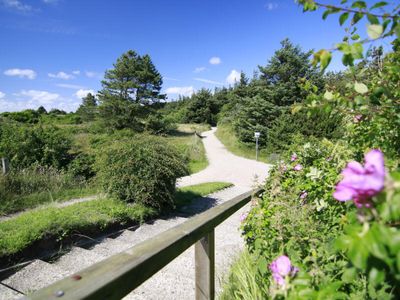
96;136;188;208
239;139;355;298
145;113;176;135
0;122;72;169
267;109;344;152
68;153;96;180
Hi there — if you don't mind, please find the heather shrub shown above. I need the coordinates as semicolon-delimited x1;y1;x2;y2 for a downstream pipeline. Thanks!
96;135;188;208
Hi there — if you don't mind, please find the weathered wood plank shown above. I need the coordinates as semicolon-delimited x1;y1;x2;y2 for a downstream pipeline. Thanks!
195;230;215;300
25;188;260;300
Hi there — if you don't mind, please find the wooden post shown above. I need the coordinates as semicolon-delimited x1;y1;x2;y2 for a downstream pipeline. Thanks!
1;157;9;175
195;230;215;300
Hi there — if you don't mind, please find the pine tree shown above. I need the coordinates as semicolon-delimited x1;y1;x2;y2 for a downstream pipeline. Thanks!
76;93;97;121
98;50;164;130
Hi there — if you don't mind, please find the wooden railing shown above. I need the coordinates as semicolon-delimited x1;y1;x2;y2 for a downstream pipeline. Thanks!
26;188;260;300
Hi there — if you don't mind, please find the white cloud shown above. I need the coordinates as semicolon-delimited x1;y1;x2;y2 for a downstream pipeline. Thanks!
48;71;74;80
4;68;37;79
85;71;101;78
1;0;33;12
75;89;95;99
165;86;194;97
226;70;241;85
194;67;206;73
1;89;80;113
72;70;80;75
209;57;221;65
42;0;59;4
16;89;60;104
265;2;278;11
0;91;5;99
56;83;86;89
194;78;223;85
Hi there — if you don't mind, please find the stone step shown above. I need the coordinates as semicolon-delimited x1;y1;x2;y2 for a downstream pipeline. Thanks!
1;260;68;295
52;247;106;275
0;283;23;300
86;238;132;257
114;218;187;247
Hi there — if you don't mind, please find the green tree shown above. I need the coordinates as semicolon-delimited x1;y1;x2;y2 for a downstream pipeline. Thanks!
185;89;217;125
76;93;97;121
98;50;165;130
258;38;323;107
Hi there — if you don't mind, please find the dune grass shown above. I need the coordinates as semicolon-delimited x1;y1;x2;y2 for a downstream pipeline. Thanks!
0;181;232;258
215;124;273;163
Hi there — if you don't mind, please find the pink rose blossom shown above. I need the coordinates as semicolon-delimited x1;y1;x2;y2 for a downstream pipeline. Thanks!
294;164;303;171
269;255;298;286
300;191;308;199
291;153;297;161
333;149;385;208
353;114;363;123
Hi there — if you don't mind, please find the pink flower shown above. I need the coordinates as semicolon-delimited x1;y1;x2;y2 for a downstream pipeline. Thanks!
269;255;298;286
291;153;297;161
300;191;308;199
333;149;385;208
353;114;363;123
294;164;303;171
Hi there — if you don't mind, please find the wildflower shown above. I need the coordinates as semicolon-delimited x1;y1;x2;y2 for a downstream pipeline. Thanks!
353;114;363;123
326;156;332;161
291;153;297;161
269;255;298;287
333;149;385;207
300;191;308;199
240;212;248;222
294;164;303;171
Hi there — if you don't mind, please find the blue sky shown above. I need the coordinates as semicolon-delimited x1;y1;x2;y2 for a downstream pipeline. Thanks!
0;0;392;112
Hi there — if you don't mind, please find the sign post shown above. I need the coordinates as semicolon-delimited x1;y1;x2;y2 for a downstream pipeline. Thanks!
254;132;260;161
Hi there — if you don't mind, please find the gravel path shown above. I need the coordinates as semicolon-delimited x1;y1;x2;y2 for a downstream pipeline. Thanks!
178;127;270;189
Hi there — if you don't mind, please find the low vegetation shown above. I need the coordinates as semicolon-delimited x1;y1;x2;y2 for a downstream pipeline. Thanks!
0;182;231;259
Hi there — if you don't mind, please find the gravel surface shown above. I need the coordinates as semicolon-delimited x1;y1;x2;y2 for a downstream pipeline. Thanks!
178;127;271;189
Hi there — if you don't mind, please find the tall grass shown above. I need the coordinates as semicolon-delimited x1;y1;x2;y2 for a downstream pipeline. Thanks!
0;166;95;215
219;250;268;300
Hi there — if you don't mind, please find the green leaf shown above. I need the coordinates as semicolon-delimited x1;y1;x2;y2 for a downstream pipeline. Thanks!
367;24;383;39
354;82;369;94
339;12;349;25
351;43;363;59
320;50;332;71
370;1;388;9
367;13;379;25
324;91;334;100
351;34;360;40
351;1;366;9
352;12;363;25
342;267;357;283
368;268;385;286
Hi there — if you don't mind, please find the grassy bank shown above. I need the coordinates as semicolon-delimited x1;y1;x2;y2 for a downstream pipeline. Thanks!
0;181;231;259
215;124;273;163
166;123;210;174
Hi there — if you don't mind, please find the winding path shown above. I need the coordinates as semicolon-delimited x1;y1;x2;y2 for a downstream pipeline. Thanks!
178;127;270;189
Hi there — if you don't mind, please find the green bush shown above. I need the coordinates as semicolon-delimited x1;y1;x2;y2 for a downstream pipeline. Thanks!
0;121;72;169
97;136;188;208
240;139;355;297
68;153;96;180
267;109;344;152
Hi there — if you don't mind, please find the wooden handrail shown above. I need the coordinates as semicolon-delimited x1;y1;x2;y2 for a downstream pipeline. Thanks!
26;188;260;300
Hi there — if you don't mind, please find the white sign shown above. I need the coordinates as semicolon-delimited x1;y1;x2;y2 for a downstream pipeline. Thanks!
254;132;260;138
